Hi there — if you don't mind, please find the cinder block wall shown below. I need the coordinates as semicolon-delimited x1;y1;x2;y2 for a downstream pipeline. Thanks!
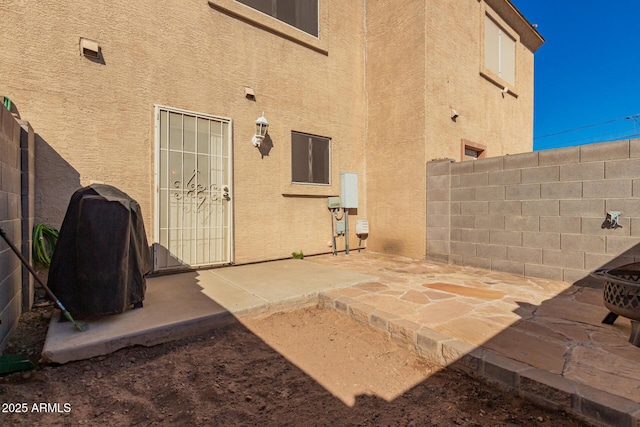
0;105;24;351
427;139;640;284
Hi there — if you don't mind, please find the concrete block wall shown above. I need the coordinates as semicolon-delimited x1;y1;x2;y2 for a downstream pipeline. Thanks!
426;139;640;284
0;104;24;351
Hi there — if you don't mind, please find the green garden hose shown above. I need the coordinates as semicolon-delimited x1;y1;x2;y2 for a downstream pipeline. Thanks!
33;224;59;267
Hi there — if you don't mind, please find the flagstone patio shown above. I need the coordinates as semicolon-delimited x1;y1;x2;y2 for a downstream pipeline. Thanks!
308;252;640;426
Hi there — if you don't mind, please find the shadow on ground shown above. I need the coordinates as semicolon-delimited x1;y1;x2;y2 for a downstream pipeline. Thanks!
3;307;586;427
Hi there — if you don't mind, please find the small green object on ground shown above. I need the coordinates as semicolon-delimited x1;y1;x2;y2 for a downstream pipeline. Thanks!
0;354;35;375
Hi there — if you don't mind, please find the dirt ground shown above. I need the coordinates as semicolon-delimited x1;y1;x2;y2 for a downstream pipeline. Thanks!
1;304;590;426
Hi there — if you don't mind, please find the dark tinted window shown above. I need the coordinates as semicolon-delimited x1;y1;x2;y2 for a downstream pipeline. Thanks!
237;0;318;37
291;131;330;184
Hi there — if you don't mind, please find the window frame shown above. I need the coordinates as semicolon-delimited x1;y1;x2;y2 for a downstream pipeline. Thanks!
484;14;515;85
235;0;319;38
461;139;487;161
480;6;519;96
208;0;328;54
291;131;331;186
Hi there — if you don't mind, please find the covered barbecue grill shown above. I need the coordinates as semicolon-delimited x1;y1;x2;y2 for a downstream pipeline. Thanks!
47;184;151;317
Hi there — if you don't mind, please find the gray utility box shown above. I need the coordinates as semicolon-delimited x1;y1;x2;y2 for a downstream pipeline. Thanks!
341;172;358;209
327;196;341;209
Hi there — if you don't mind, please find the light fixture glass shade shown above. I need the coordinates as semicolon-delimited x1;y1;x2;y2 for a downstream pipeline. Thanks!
255;113;269;138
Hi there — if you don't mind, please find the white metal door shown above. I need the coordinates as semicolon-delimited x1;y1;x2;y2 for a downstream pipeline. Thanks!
154;105;232;271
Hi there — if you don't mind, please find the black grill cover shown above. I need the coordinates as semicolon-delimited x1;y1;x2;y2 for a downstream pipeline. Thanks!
47;184;151;317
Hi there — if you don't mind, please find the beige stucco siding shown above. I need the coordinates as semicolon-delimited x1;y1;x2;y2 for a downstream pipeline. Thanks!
423;0;535;161
364;0;428;257
364;0;538;259
1;0;539;265
1;0;367;264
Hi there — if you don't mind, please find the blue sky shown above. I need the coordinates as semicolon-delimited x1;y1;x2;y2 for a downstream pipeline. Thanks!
510;1;640;151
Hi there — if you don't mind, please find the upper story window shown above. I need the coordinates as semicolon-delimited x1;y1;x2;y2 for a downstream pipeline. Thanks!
484;14;515;85
236;0;319;37
291;131;330;185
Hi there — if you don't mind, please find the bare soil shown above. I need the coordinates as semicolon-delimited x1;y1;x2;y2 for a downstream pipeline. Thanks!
1;304;590;426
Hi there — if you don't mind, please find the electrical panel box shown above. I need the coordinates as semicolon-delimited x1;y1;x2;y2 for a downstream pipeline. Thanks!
340;172;358;209
327;196;341;209
356;219;369;235
336;220;346;235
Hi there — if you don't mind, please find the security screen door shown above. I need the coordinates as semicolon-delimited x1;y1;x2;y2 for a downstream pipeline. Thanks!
154;106;232;271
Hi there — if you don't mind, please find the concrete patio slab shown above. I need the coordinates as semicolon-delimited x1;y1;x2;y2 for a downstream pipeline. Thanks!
42;259;375;364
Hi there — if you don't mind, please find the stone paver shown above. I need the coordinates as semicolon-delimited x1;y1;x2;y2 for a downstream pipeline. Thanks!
309;252;640;427
483;327;567;374
422;282;507;300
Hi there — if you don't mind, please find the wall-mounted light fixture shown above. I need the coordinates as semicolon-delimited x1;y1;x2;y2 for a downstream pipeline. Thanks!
252;112;269;147
450;108;459;122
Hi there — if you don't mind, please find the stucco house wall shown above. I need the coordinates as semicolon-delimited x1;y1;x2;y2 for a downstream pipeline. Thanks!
1;0;540;268
364;0;428;257
1;0;367;265
424;0;538;159
365;0;542;259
